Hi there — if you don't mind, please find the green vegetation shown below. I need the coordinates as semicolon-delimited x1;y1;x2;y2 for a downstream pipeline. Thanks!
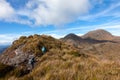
68;50;80;57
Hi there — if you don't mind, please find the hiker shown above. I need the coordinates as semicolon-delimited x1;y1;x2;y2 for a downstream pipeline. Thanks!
28;55;35;71
41;46;47;53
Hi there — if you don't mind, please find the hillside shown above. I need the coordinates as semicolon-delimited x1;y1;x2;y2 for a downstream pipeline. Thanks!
61;33;89;48
82;29;114;40
0;30;120;80
0;34;69;65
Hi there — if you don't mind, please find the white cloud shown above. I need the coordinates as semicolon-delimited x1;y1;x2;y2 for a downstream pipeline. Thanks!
0;0;120;26
0;0;15;20
17;0;91;26
80;2;120;21
44;33;65;39
0;34;21;45
0;0;91;26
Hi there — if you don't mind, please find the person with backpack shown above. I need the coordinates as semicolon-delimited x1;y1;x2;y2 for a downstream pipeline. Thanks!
28;55;35;71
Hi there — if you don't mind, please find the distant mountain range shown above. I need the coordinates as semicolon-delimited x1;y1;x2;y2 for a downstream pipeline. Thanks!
0;45;9;54
61;29;119;47
63;29;116;41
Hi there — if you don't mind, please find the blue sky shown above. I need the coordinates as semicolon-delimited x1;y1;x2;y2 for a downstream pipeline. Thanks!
0;0;120;45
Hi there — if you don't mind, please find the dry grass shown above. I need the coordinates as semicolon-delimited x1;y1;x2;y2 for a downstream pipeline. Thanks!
1;47;120;80
17;50;120;80
0;35;120;80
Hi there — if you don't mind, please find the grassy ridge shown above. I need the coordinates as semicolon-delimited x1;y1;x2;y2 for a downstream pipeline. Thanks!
0;35;120;80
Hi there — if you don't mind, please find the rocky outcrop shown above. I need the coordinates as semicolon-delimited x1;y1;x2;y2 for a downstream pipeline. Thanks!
0;35;64;66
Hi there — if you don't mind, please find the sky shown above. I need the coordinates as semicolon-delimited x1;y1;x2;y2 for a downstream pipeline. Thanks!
0;0;120;45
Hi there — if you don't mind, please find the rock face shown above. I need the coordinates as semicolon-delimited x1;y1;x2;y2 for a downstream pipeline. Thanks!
82;29;114;40
9;48;29;66
0;46;28;66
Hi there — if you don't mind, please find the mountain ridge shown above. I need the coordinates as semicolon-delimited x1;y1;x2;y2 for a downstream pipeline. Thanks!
0;29;120;80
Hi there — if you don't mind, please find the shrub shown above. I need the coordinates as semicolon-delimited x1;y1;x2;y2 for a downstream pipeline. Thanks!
0;63;14;78
28;35;33;38
19;36;27;40
68;50;80;57
11;66;30;77
21;75;34;80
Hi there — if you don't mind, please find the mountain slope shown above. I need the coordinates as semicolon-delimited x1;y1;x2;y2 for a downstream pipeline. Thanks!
0;34;67;65
82;29;114;40
0;30;120;80
61;33;89;48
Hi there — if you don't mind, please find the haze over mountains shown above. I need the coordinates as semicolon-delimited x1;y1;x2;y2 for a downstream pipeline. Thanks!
0;29;120;80
0;45;9;54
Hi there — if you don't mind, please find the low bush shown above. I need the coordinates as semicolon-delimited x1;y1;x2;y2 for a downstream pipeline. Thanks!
68;50;80;57
11;66;30;77
0;63;14;78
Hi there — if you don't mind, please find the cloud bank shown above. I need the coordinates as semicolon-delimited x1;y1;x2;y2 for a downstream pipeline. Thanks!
0;0;120;26
0;0;15;20
0;34;21;45
0;0;91;26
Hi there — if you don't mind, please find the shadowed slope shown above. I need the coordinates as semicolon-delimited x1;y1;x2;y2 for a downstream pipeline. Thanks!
61;33;89;48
